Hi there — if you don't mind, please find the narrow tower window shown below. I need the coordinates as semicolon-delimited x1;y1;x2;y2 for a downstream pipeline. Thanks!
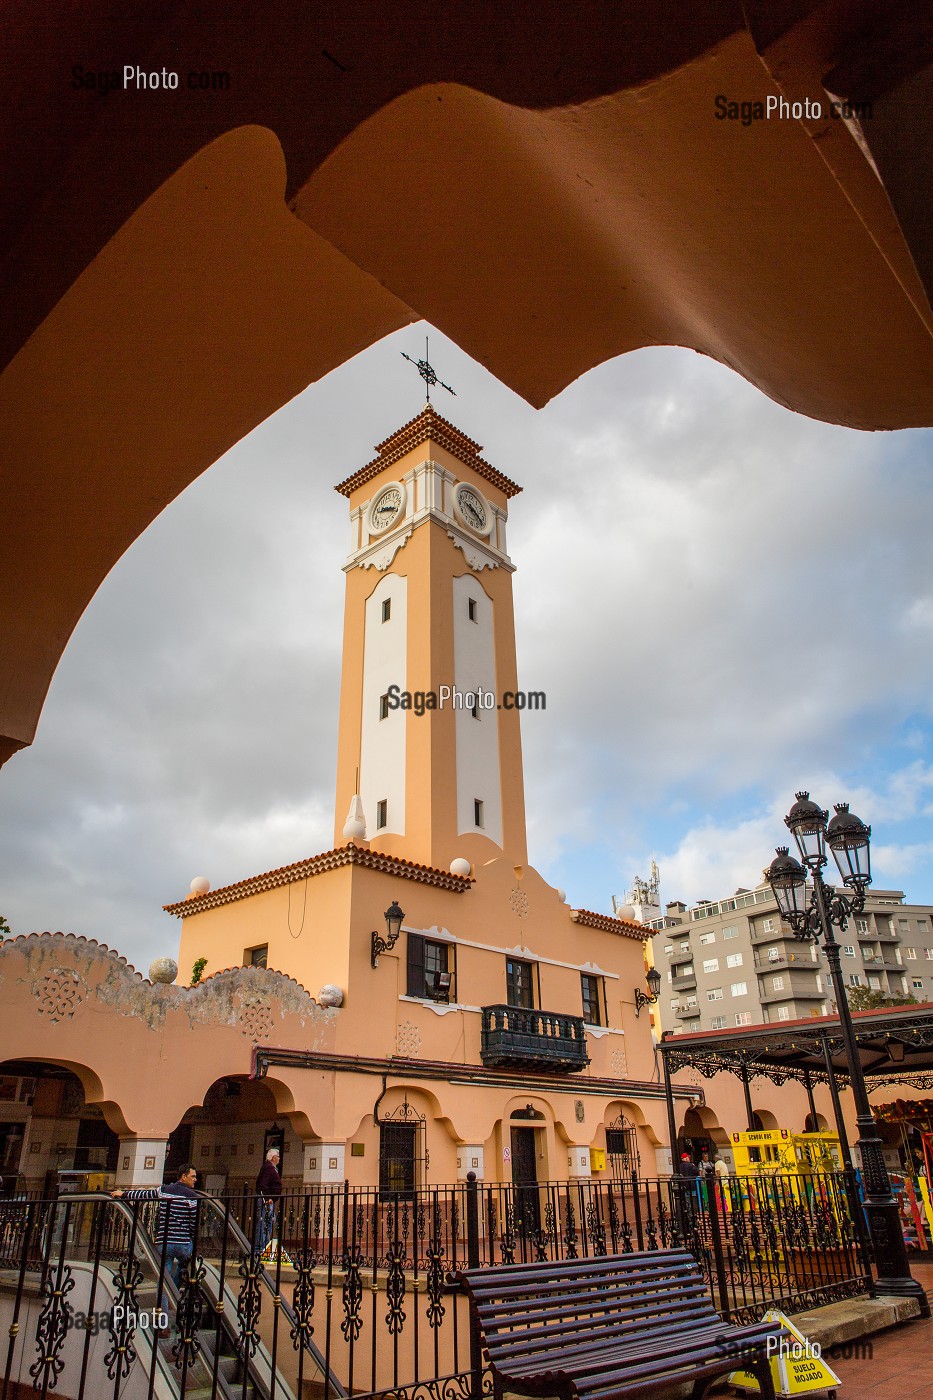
468;598;477;622
382;598;391;623
377;799;388;829
474;799;484;828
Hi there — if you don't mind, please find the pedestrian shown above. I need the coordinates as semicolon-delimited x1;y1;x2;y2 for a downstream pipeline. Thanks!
676;1152;700;1232
113;1163;200;1285
255;1146;282;1254
713;1154;729;1181
678;1152;699;1179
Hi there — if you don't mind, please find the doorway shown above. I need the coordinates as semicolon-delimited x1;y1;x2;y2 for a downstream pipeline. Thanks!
510;1125;540;1235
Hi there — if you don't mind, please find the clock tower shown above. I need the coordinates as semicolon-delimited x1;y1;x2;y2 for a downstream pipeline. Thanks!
333;406;527;872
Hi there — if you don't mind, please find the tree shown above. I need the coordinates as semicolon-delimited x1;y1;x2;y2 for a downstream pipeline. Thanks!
845;985;918;1012
0;915;10;937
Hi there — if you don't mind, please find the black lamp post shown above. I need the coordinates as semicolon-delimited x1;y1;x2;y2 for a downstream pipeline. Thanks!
634;967;662;1017
766;792;925;1308
371;901;405;967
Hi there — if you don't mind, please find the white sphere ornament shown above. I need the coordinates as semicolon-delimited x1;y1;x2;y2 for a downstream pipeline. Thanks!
190;876;210;895
557;888;566;903
449;857;471;878
149;957;178;984
318;984;344;1008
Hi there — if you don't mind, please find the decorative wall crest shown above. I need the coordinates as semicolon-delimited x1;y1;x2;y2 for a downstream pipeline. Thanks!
238;999;274;1044
611;1048;628;1078
35;968;84;1023
356;528;413;571
508;888;529;917
395;1020;422;1057
447;531;497;571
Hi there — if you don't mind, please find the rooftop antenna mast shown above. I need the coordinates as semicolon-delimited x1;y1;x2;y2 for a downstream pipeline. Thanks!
401;336;456;403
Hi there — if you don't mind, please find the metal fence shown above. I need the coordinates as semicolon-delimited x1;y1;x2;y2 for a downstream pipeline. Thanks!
0;1170;872;1400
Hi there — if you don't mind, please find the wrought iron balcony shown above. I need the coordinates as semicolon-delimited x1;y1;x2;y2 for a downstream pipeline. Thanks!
480;1005;589;1072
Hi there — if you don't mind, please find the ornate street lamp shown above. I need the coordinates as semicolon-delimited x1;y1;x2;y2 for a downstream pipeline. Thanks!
634;967;662;1017
370;901;405;967
766;793;924;1308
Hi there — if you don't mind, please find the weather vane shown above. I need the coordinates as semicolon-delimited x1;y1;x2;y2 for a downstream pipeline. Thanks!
401;337;456;403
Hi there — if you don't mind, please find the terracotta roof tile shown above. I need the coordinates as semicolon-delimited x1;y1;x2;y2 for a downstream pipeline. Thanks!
164;843;472;917
570;908;647;940
335;405;522;499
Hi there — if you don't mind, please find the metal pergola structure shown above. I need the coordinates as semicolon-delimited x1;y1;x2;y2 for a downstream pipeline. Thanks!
659;1002;933;1164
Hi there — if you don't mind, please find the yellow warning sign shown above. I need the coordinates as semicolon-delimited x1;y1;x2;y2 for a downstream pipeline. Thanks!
728;1309;841;1397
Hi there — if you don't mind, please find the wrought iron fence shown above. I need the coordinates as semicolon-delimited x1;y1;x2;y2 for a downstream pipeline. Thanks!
0;1170;872;1400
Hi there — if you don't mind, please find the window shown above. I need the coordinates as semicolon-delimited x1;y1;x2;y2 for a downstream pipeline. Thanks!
867;975;881;990
699;932;716;945
776;1007;790;1021
407;934;453;1001
379;693;389;720
815;975;822;991
679;942;690;952
772;976;785;991
848;974;862;987
468;598;477;622
664;945;674;956
925;949;933;960
381;598;391;623
855;918;869;933
376;799;388;829
506;957;535;1009
730;981;748;997
474;798;484;828
710;1016;727;1030
670;998;680;1009
722;926;738;939
674;963;694;977
767;949;781;962
246;944;268;969
702;958;719;973
760;919;775;933
379;1123;417;1199
899;919;910;931
735;1011;752;1026
842;946;855;957
726;953;743;968
707;988;723;1001
906;948;917;960
581;974;604;1026
912;978;924;990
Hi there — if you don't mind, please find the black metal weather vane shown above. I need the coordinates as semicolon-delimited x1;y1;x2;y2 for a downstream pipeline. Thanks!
401;337;456;403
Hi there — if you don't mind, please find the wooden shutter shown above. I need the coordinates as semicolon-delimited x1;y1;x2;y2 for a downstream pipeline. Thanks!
406;933;425;997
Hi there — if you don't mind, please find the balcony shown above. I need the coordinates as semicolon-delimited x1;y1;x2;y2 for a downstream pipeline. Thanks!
480;1005;589;1073
671;970;697;991
675;1001;701;1020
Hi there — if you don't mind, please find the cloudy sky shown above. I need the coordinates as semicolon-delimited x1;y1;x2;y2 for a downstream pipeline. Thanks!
3;327;933;972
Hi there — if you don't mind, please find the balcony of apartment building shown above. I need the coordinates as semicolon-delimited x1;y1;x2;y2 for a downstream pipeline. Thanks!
752;948;814;971
858;922;898;942
749;920;787;945
758;978;824;1005
671;966;697;991
674;998;701;1021
480;1005;589;1072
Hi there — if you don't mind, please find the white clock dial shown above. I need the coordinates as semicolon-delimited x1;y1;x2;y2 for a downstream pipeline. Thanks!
368;484;404;534
454;483;492;536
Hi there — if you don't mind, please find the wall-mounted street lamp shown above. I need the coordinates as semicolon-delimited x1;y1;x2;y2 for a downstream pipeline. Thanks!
371;901;405;968
766;791;925;1311
634;967;662;1017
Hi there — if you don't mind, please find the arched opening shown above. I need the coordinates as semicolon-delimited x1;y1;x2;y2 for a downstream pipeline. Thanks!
168;1075;306;1199
0;1059;120;1195
753;1108;779;1131
804;1112;829;1133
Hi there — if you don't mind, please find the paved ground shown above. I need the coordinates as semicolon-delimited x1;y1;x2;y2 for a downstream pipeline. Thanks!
824;1260;933;1400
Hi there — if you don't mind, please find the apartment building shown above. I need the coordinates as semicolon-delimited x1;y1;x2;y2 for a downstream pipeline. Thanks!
645;883;933;1034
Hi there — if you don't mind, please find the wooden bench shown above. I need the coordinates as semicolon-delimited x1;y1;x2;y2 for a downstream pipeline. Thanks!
461;1250;784;1400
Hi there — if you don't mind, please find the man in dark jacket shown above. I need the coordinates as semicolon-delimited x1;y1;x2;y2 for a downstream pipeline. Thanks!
113;1164;200;1283
255;1147;282;1254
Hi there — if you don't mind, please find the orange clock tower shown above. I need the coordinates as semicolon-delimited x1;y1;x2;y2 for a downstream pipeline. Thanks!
332;406;528;873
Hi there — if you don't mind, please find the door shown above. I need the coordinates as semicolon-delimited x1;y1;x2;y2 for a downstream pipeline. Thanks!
510;1126;540;1238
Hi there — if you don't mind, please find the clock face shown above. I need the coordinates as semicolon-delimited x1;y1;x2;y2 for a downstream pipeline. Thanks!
455;484;491;535
369;484;404;533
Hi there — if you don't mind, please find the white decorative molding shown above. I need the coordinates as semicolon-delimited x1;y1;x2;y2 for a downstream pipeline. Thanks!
355;527;413;571
447;530;499;571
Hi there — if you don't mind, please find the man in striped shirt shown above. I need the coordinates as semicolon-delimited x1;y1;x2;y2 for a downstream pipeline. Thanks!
113;1164;200;1283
